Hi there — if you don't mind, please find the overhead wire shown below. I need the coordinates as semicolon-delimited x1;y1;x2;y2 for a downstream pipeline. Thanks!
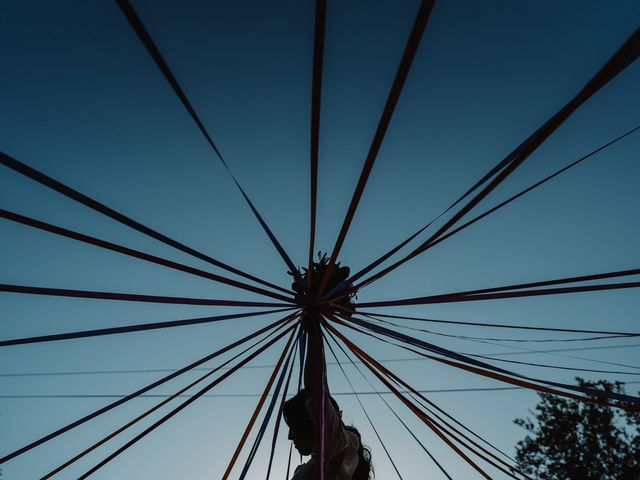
3;341;639;378
5;382;640;400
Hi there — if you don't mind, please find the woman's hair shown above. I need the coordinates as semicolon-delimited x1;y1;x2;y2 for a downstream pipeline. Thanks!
345;425;373;480
283;389;374;480
283;389;313;435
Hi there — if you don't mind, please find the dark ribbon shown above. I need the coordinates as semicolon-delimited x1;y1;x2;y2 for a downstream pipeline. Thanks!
326;322;494;479
468;352;640;377
421;125;640;253
323;330;405;479
317;0;435;297
115;0;306;291
358;310;640;336
350;26;640;291
307;0;327;283
78;324;298;479
0;208;294;302
323;326;456;479
331;327;530;479
0;283;289;308
356;280;640;308
0;313;297;463
339;314;640;406
362;312;636;344
265;333;299;480
330;124;640;299
0;308;295;347
285;444;293;480
361;316;640;376
221;326;299;479
0;151;290;295
408;267;640;297
239;330;300;479
41;320;292;479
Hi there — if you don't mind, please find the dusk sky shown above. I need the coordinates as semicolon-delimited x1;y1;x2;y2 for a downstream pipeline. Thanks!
1;1;640;478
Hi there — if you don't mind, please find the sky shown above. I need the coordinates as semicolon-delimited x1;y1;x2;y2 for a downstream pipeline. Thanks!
1;0;640;478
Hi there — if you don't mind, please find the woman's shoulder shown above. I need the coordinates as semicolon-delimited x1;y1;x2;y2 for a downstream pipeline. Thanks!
292;460;314;480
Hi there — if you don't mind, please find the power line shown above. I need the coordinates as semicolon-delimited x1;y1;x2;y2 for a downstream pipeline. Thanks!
2;343;639;378
485;343;640;356
2;382;639;399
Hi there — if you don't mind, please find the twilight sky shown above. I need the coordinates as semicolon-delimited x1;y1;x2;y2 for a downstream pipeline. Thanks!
1;0;640;478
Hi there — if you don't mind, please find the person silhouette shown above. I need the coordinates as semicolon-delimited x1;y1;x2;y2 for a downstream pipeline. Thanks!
283;319;373;479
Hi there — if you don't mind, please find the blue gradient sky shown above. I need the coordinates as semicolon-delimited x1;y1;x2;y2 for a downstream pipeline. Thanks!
1;0;639;478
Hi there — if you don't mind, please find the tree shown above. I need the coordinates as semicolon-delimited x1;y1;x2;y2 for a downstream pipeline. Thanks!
514;378;640;480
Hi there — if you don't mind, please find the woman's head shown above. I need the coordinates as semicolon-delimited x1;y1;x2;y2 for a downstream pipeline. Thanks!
283;389;314;455
283;389;341;456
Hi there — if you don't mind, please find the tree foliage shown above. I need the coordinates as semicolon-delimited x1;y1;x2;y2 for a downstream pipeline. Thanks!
514;378;640;480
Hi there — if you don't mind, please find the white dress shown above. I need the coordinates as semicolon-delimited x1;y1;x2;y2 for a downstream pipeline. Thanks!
291;396;360;480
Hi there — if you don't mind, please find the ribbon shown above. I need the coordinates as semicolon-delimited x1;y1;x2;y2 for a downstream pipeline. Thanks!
323;327;456;479
0;307;295;347
0;208;294;302
316;0;435;297
351;26;640;290
0;151;289;295
338;314;640;406
115;0;307;291
78;324;298;479
323;330;405;479
42;320;293;479
0;283;289;308
222;326;299;479
0;313;298;463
